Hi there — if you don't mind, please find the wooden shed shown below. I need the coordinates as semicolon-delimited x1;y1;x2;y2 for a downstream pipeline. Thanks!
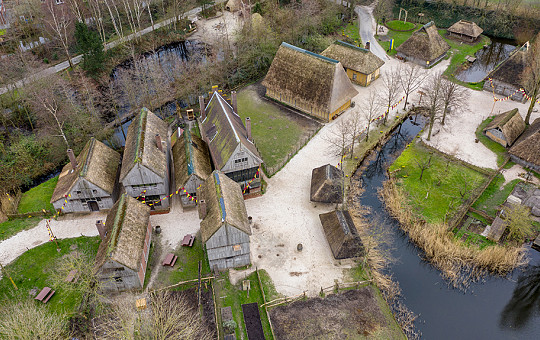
199;91;263;194
483;108;525;147
198;171;251;271
95;194;152;292
321;40;385;87
447;20;483;43
120;108;170;210
509;118;540;172
484;215;508;242
396;22;450;67
310;164;344;203
262;42;358;122
319;210;364;259
51;138;120;213
172;129;212;207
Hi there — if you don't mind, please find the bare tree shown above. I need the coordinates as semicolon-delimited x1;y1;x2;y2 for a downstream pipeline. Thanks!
87;0;107;42
65;0;86;23
521;35;540;125
379;68;401;125
440;78;469;125
421;72;444;141
347;109;363;158
373;0;394;36
399;64;427;111
325;118;352;169
359;90;380;142
44;2;75;69
415;152;432;181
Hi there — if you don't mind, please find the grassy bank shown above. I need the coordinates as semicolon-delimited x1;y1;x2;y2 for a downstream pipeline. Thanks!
472;175;521;218
476;116;509;166
17;176;58;214
0;216;42;241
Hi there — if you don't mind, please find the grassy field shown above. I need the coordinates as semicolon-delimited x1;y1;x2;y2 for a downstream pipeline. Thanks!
389;142;487;224
476;116;508;166
472;175;521;218
0;236;101;315
0;216;42;241
17;176;58;214
236;87;307;169
386;20;415;31
343;22;361;44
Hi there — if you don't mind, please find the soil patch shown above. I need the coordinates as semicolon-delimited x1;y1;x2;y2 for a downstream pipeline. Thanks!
242;302;265;340
174;286;216;335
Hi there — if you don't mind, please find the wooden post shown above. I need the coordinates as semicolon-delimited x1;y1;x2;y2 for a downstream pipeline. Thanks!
0;262;17;290
198;261;202;307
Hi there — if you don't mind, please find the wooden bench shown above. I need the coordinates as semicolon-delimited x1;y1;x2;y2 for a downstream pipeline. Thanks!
162;253;178;267
181;234;195;247
35;287;55;304
65;269;79;283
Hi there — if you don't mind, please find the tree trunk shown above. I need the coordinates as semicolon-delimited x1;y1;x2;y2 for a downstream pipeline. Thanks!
441;103;449;125
403;92;409;110
427;113;435;141
525;85;539;125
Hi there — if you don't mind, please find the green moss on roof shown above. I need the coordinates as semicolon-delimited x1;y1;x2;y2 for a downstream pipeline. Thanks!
107;194;127;257
134;109;148;164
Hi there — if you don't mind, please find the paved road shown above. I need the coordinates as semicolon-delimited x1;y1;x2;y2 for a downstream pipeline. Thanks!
356;5;389;60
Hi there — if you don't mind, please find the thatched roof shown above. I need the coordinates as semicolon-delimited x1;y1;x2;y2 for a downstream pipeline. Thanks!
486;43;529;88
319;210;364;259
199;171;251;243
51;138;120;203
172;130;212;188
200;91;262;170
251;13;264;28
447;20;483;38
310;164;343;203
226;0;245;11
262;42;358;114
509;118;540;167
95;194;150;271
120;108;168;182
396;22;450;62
321;40;384;75
485;215;507;242
483;108;525;146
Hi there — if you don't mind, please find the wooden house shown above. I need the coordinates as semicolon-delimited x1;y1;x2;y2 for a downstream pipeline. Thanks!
483;108;525;147
50;138;120;213
509;118;540;172
172;129;212;207
310;164;344;203
198;171;251;271
396;22;450;67
199;90;263;194
447;20;483;43
319;210;364;259
262;42;358;122
120;108;170;210
483;42;530;102
321;40;385;87
95;194;152;292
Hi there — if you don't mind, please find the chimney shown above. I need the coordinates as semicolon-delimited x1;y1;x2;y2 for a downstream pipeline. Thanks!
199;199;207;219
365;41;370;50
67;149;77;170
231;91;238;113
155;134;163;152
96;220;106;240
245;117;252;141
199;96;206;120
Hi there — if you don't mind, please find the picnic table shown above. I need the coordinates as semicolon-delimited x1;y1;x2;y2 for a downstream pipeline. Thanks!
181;234;195;247
35;287;55;304
162;253;178;267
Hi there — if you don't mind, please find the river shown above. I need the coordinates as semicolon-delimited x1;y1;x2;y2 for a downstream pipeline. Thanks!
353;115;540;338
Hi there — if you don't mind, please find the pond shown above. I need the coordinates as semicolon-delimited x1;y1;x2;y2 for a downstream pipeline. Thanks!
353;115;540;338
455;37;517;83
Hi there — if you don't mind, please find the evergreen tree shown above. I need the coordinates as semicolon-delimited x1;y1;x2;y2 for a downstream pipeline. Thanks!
75;22;105;77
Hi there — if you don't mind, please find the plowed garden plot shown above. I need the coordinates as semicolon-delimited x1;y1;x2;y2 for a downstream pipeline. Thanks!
242;303;265;340
269;287;404;339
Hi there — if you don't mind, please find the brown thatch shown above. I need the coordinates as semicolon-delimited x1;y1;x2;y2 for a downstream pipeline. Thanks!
310;164;343;203
319;210;364;259
172;130;212;188
447;20;483;39
485;215;507;242
199;171;251;243
486;43;530;88
51;138;120;203
95;194;150;271
120;108;168;182
483;108;525;146
200;91;262;170
509;118;540;167
321;40;384;75
262;42;358;115
396;22;450;62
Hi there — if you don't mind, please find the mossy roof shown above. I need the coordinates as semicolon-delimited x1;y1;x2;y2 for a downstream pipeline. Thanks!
484;108;525;146
321;40;384;75
172;129;212;188
396;22;450;62
447;20;483;38
509;118;540;167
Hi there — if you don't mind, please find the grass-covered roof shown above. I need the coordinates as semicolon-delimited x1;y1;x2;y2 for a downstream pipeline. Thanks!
172;129;212;188
321;40;384;75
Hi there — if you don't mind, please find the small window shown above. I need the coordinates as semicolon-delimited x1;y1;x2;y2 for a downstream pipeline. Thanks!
76;191;81;195
93;190;97;194
55;0;65;4
96;197;102;201
352;73;357;80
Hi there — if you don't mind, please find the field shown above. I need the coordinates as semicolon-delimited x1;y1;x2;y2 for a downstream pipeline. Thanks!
389;141;488;224
17;176;58;214
472;175;521;218
386;20;415;31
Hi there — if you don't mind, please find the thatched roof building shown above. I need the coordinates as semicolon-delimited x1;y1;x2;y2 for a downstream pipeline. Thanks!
447;20;483;42
484;215;507;242
262;42;358;122
483;108;525;147
321;40;384;87
319;210;364;259
509;118;540;172
310;164;343;203
396;22;450;67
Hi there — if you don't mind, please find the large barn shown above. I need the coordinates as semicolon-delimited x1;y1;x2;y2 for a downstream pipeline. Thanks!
50;138;120;213
198;171;251;271
95;194;152;292
262;42;358;122
319;210;364;259
120;108;170;210
396;22;450;67
509;118;540;172
483;108;525;147
447;20;483;43
321;40;385;87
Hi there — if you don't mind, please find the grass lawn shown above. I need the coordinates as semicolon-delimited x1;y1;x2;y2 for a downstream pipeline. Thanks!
389;142;487;224
0;236;101;315
476;116;508;166
378;29;417;56
472;175;521;218
455;226;496;249
386;20;415;31
342;21;361;44
17;176;58;214
236;87;306;170
0;216;42;241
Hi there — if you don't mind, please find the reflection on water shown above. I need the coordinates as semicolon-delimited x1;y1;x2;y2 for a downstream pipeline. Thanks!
500;265;540;329
456;40;516;83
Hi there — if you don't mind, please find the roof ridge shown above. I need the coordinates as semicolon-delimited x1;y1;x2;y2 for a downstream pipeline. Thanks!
184;130;195;176
80;138;95;178
335;40;369;53
281;42;339;64
107;194;127;258
213;172;226;222
216;92;240;143
134;109;148;164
